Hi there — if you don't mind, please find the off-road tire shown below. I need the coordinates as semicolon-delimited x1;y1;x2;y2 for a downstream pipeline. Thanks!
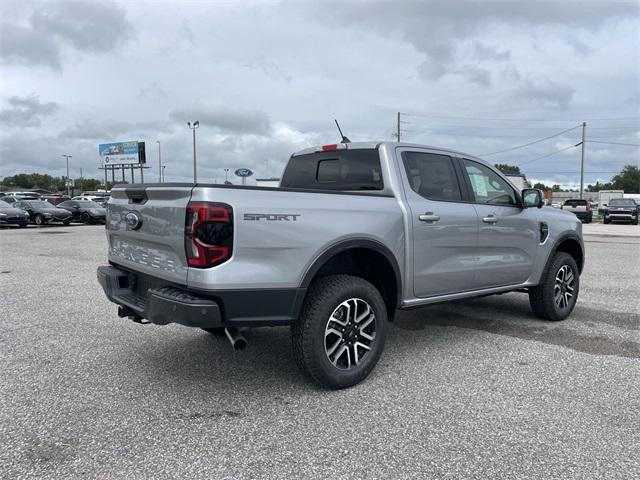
529;252;579;321
291;274;387;389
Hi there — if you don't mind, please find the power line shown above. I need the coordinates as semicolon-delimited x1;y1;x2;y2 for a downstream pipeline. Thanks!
401;112;640;122
402;129;554;139
517;144;578;166
587;140;640;147
404;121;592;130
480;125;581;156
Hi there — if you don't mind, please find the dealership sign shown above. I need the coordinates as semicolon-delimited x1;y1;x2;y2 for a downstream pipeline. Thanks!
99;141;146;166
235;168;254;177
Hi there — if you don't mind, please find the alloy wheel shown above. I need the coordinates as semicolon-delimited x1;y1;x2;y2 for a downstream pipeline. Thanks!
554;264;575;310
324;298;376;370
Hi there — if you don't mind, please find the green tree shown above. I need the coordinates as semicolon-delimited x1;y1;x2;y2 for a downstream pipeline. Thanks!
533;182;550;191
610;165;640;193
494;164;521;174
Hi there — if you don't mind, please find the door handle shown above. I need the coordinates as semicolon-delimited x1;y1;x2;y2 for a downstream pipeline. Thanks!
419;212;440;223
482;215;499;224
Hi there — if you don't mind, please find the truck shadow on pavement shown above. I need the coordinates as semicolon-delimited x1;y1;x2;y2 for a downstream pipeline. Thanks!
126;293;638;394
394;294;639;359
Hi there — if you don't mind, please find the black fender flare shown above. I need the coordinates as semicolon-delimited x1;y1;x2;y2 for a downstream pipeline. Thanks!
546;231;584;274
298;238;403;310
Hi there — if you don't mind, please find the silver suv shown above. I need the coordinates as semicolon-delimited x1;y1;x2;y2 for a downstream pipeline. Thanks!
97;142;584;388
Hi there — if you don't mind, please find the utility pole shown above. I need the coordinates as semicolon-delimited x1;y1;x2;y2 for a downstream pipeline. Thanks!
187;121;199;183
580;121;586;199
396;112;401;142
62;154;72;196
156;140;162;182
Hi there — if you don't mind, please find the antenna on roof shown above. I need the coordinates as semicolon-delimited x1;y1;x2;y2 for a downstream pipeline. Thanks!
334;119;351;144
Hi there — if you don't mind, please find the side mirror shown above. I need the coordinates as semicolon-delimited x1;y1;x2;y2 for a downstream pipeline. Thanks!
522;188;544;209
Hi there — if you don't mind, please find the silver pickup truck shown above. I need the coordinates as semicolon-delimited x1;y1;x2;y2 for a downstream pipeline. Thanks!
97;142;584;388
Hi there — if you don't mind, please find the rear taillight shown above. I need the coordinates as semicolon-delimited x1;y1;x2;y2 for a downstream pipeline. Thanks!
185;202;233;268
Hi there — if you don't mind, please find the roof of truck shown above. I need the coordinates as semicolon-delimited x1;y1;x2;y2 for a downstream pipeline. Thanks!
292;141;486;163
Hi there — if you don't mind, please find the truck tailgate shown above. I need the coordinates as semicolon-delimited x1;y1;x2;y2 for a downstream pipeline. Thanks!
106;184;193;285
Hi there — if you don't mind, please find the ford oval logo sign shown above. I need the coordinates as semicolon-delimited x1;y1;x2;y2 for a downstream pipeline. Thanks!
125;211;143;230
235;168;253;177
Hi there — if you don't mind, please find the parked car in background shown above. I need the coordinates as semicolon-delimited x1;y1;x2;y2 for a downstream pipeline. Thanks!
42;195;71;206
604;198;639;225
57;200;106;224
561;199;592;223
0;200;30;227
0;194;41;204
77;191;111;206
12;200;73;225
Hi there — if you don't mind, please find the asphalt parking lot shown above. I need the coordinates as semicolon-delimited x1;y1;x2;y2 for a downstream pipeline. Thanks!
1;225;638;479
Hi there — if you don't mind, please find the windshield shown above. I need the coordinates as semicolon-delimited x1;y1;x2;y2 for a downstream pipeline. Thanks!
24;201;55;208
0;200;11;208
609;199;635;206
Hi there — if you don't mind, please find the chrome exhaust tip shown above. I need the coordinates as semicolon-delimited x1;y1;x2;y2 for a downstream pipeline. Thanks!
225;327;247;351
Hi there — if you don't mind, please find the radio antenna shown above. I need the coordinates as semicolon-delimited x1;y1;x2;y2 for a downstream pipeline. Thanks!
334;119;351;144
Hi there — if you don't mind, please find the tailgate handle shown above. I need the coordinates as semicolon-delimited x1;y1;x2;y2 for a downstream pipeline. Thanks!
126;189;148;205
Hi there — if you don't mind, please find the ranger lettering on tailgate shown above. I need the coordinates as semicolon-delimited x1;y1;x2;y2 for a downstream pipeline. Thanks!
243;213;301;221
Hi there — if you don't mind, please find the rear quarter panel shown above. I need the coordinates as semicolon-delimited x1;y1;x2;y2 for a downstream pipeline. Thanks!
187;187;405;290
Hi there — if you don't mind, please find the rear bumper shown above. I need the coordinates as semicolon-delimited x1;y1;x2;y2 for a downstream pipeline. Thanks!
97;265;222;327
97;265;306;327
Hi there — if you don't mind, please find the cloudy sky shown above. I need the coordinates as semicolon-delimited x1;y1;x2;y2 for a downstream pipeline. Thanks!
1;0;638;187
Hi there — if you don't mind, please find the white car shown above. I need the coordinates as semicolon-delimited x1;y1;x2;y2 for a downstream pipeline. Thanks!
72;195;104;203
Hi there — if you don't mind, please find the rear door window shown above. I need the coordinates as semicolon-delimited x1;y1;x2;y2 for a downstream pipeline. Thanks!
401;152;462;201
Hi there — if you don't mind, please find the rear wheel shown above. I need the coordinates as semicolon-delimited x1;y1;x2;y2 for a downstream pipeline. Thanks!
291;275;387;389
632;217;638;225
529;252;579;321
603;217;611;224
81;212;91;224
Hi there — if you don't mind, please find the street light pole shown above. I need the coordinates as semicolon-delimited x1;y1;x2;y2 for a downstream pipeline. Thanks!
579;122;586;200
156;140;162;183
161;165;166;183
224;168;229;183
187;121;199;183
62;154;72;196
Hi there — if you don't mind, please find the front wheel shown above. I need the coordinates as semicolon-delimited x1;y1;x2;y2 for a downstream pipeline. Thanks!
81;212;91;224
529;252;579;321
291;275;387;389
34;214;46;226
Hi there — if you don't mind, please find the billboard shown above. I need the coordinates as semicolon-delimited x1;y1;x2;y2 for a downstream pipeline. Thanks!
99;141;145;166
